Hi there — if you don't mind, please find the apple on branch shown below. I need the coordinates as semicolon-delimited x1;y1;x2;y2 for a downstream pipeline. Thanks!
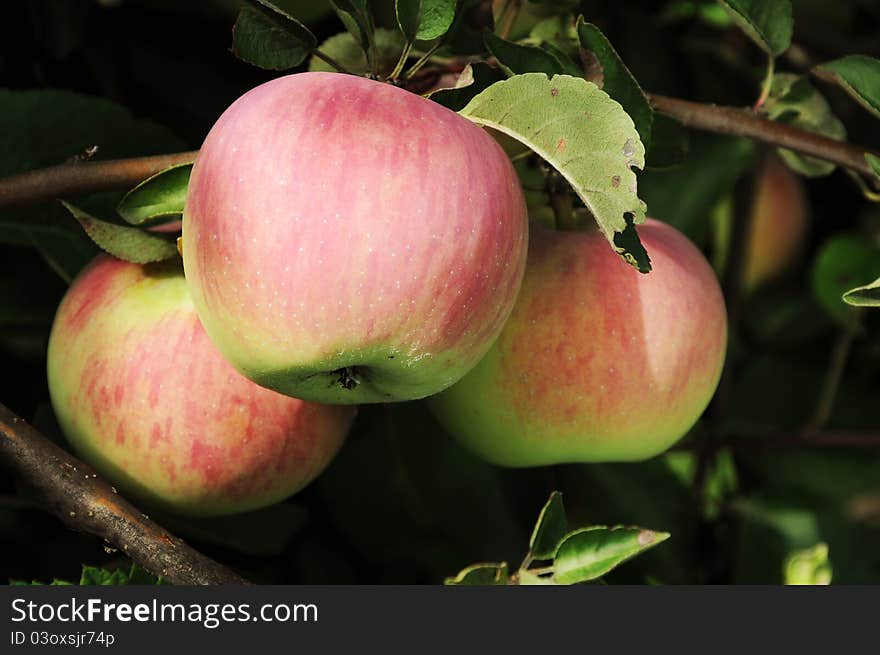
47;256;355;516
182;72;529;404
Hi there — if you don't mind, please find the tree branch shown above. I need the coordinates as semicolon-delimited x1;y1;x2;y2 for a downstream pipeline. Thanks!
1;95;878;210
648;94;879;178
0;151;199;208
0;402;248;585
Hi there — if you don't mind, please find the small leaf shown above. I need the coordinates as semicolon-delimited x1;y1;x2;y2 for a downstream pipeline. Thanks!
539;41;584;78
576;18;653;152
529;491;568;560
396;0;456;42
427;62;507;111
813;55;880;119
717;0;792;56
459;73;649;271
517;570;557;585
445;562;509;585
764;74;846;177
309;29;404;78
330;0;374;51
783;543;832;585
843;276;880;307
529;15;579;55
232;1;318;71
553;526;670;584
60;201;178;264
484;32;565;76
812;234;880;322
444;0;494;55
867;153;880;179
117;163;192;226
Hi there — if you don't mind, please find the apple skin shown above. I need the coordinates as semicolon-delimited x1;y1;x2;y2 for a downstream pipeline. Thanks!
743;156;808;292
47;256;355;516
427;219;728;466
183;72;528;404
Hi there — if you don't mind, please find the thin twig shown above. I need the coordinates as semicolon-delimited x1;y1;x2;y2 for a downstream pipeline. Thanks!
0;402;248;585
0;151;199;208
649;94;879;178
312;48;354;75
802;316;861;435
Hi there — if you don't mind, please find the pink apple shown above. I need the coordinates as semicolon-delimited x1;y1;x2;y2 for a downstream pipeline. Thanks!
428;219;728;465
47;256;355;516
713;156;809;292
743;156;809;292
182;72;528;404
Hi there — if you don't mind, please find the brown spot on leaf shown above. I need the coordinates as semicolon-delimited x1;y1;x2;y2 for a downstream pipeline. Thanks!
611;175;620;188
637;530;656;546
556;138;567;153
550;87;559;97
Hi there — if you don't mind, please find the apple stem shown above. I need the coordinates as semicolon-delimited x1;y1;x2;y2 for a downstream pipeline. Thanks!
802;314;861;436
403;42;443;81
753;56;775;110
389;41;414;82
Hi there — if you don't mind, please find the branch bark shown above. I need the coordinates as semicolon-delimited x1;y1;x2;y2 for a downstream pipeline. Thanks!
0;95;878;210
0;151;199;208
648;94;879;177
0;402;248;585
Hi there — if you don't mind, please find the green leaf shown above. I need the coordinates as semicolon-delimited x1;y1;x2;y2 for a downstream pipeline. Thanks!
717;0;792;56
396;0;456;42
330;0;374;51
811;234;880;322
764;74;846;177
0;89;185;281
117;163;192;226
783;543;832;585
309;29;404;78
528;492;568;560
60;201;178;264
842;275;880;307
427;62;506;111
529;15;579;56
444;0;494;55
553;526;670;584
232;0;317;70
576;19;653;152
813;55;880;119
15;564;167;586
445;562;509;585
517;570;558;585
867;153;880;182
484;32;565;76
459;73;650;271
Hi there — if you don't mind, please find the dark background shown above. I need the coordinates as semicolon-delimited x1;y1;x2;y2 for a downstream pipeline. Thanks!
1;0;879;585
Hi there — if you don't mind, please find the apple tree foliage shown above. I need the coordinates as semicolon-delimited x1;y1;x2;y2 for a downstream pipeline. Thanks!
2;0;880;584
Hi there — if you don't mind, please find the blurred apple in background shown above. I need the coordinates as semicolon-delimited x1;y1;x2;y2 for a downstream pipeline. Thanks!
714;156;809;292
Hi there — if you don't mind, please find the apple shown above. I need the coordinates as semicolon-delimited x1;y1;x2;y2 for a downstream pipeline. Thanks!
47;255;355;516
427;219;728;465
182;72;528;404
714;156;809;292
